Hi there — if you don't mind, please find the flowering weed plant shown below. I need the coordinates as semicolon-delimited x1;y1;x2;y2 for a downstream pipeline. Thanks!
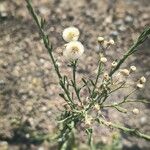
26;0;150;149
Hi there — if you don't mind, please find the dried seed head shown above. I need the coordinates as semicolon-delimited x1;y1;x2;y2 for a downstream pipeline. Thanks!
136;83;144;89
103;72;110;80
120;69;130;76
140;76;146;84
100;57;107;63
132;108;139;115
111;61;117;67
98;36;104;43
62;26;80;42
130;66;136;72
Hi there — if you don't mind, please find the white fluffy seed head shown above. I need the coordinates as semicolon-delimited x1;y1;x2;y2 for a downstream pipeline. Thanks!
136;83;144;89
62;27;80;42
140;76;146;84
132;108;139;115
63;41;84;60
100;57;107;63
130;66;136;72
120;69;130;76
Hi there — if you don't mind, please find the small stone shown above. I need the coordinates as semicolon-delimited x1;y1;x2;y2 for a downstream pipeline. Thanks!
118;25;126;32
0;80;5;86
125;15;133;23
47;111;52;116
1;12;7;18
132;108;139;115
21;95;28;101
25;133;30;138
110;31;119;37
38;147;45;150
140;117;147;125
40;106;47;112
0;141;8;150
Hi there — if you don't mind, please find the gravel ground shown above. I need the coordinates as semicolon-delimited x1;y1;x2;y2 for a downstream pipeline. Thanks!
0;0;150;149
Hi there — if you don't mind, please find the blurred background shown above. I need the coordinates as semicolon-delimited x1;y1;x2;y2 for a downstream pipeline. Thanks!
0;0;150;149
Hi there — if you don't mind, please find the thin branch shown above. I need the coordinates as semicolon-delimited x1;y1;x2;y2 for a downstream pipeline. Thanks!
97;118;150;141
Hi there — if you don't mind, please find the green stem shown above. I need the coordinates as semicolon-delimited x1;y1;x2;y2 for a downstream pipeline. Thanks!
109;27;150;76
103;99;150;108
97;118;150;141
71;60;83;106
26;0;75;108
91;62;102;97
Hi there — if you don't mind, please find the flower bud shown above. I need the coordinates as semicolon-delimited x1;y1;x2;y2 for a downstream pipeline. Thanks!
120;69;130;76
111;61;117;67
98;36;104;43
132;108;139;115
100;57;107;63
130;66;136;72
136;83;144;89
140;76;146;84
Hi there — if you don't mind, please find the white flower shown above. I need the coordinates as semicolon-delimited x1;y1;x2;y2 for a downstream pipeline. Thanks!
62;27;80;42
132;108;139;115
140;76;146;84
100;57;107;63
63;41;84;60
130;66;136;72
120;69;130;76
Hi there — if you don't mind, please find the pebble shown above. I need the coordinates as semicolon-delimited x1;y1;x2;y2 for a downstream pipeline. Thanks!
47;111;52;117
0;141;8;150
38;147;45;150
110;31;119;37
21;95;28;101
0;80;5;86
40;106;47;112
125;15;133;23
118;25;127;32
140;116;147;125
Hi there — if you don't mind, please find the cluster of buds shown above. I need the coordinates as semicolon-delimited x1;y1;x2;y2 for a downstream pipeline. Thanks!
119;65;137;77
62;27;84;60
136;76;146;89
97;36;115;49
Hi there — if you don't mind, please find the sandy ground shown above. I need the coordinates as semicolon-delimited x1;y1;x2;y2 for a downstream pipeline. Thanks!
0;0;150;149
